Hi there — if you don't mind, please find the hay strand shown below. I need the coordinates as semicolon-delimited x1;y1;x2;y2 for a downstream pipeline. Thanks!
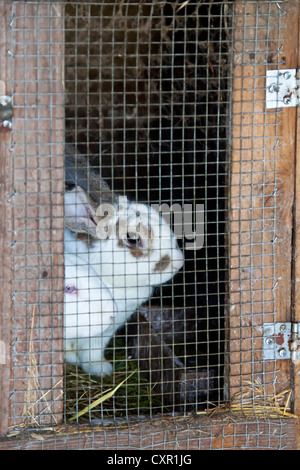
197;379;298;420
20;306;63;428
68;371;135;422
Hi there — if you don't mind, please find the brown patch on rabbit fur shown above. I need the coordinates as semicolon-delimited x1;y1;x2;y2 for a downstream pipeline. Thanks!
153;255;171;273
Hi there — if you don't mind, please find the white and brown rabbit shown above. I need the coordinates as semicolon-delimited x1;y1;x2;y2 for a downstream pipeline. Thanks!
64;185;184;376
64;252;118;376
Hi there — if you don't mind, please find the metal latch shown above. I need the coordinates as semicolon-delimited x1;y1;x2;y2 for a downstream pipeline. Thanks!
0;95;13;131
263;322;300;362
266;68;299;109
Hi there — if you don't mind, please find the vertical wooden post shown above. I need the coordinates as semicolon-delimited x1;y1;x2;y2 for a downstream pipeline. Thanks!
0;0;13;437
293;0;300;450
4;2;65;429
230;0;298;400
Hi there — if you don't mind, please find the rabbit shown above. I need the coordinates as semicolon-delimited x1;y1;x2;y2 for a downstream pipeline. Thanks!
64;252;118;377
64;185;184;376
65;144;117;205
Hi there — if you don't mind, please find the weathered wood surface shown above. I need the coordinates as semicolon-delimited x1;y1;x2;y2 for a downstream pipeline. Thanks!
292;0;300;451
229;0;297;399
0;416;296;450
0;2;65;429
0;0;13;438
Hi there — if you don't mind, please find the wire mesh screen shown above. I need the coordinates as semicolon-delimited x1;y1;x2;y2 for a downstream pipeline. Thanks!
9;1;65;429
63;0;230;421
6;0;291;447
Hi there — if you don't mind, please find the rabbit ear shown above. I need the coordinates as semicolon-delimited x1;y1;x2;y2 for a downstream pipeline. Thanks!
64;186;100;237
65;144;116;204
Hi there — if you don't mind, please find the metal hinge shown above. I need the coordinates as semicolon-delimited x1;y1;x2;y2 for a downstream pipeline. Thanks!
266;68;300;109
263;322;300;362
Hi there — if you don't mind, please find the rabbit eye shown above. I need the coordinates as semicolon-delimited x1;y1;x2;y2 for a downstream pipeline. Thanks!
126;232;142;247
65;285;77;294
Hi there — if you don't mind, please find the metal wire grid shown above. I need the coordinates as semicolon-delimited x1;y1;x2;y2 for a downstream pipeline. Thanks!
9;1;65;429
229;0;284;405
6;0;288;446
63;0;231;421
6;418;292;450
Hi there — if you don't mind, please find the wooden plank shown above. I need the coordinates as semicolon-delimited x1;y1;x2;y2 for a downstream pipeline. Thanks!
7;2;65;429
229;0;298;400
0;416;296;450
293;0;300;450
0;0;13;437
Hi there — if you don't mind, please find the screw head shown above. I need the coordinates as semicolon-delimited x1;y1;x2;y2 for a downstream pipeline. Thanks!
265;336;274;346
268;83;278;93
278;348;287;358
283;71;291;80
